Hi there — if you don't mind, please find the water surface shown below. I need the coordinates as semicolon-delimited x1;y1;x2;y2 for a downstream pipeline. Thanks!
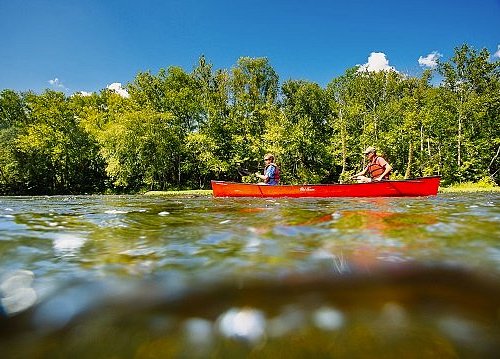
1;193;499;357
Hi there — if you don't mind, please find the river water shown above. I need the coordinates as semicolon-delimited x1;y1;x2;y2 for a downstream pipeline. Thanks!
1;193;499;358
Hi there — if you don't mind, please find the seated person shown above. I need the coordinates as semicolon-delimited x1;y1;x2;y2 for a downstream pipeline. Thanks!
353;147;392;183
255;153;280;185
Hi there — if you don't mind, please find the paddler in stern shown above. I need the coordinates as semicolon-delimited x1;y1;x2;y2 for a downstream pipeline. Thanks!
353;146;392;183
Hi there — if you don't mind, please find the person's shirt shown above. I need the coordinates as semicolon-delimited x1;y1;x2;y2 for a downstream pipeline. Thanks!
265;164;279;185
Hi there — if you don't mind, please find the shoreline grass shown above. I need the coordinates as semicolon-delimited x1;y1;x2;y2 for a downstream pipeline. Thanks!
439;185;500;193
144;189;213;197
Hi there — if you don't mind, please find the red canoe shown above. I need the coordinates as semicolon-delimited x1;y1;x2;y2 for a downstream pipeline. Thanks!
211;176;441;198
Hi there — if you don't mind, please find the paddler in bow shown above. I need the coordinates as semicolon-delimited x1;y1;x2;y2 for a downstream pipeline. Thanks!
255;153;280;185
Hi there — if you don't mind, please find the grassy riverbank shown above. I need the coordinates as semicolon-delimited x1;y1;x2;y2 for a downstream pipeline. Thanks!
144;189;213;197
439;183;500;193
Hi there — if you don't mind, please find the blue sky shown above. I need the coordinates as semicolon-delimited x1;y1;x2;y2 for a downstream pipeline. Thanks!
1;0;499;95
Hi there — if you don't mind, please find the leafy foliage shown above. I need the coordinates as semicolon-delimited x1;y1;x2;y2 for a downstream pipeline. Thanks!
0;44;498;194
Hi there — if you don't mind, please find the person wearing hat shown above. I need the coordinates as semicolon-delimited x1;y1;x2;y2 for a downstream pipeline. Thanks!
352;146;392;183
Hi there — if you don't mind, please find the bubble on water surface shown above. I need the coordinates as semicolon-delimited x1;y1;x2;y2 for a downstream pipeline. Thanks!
119;248;157;258
104;209;128;214
1;270;33;293
0;270;37;316
53;234;87;256
218;307;266;343
244;237;261;248
312;306;345;331
377;255;407;263
311;248;335;260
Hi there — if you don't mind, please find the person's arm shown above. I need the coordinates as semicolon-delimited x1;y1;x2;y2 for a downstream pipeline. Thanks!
255;170;270;182
353;166;368;178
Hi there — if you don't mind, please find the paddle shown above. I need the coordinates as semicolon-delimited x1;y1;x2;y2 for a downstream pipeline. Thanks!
236;166;260;176
236;167;253;176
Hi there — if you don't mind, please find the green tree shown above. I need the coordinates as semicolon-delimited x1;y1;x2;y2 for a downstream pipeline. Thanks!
192;56;233;182
437;44;500;183
15;90;105;194
326;68;367;181
1;43;498;193
183;132;227;188
228;57;280;172
128;66;202;132
327;68;407;181
276;80;332;183
0;90;29;193
98;107;184;191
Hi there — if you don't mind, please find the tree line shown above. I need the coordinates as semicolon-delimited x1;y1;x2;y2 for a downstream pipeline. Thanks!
1;44;499;195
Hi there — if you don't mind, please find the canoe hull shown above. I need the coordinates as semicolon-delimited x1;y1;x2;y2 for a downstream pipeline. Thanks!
211;176;441;198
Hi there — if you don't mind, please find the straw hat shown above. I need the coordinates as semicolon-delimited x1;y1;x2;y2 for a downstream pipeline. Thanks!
362;146;376;154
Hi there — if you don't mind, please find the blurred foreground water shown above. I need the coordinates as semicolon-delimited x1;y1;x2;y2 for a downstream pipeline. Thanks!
1;193;499;358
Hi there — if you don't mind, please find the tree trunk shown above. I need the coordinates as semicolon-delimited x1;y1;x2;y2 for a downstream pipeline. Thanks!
338;109;347;182
489;145;500;177
457;112;462;167
420;124;424;153
438;145;442;175
405;142;413;179
177;155;182;186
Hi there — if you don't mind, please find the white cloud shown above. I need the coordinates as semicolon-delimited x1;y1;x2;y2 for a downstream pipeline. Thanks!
418;51;442;68
107;82;130;98
48;77;68;90
494;45;500;58
357;52;395;73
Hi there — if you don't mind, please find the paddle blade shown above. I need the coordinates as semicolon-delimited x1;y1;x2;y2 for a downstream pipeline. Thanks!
237;167;252;176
